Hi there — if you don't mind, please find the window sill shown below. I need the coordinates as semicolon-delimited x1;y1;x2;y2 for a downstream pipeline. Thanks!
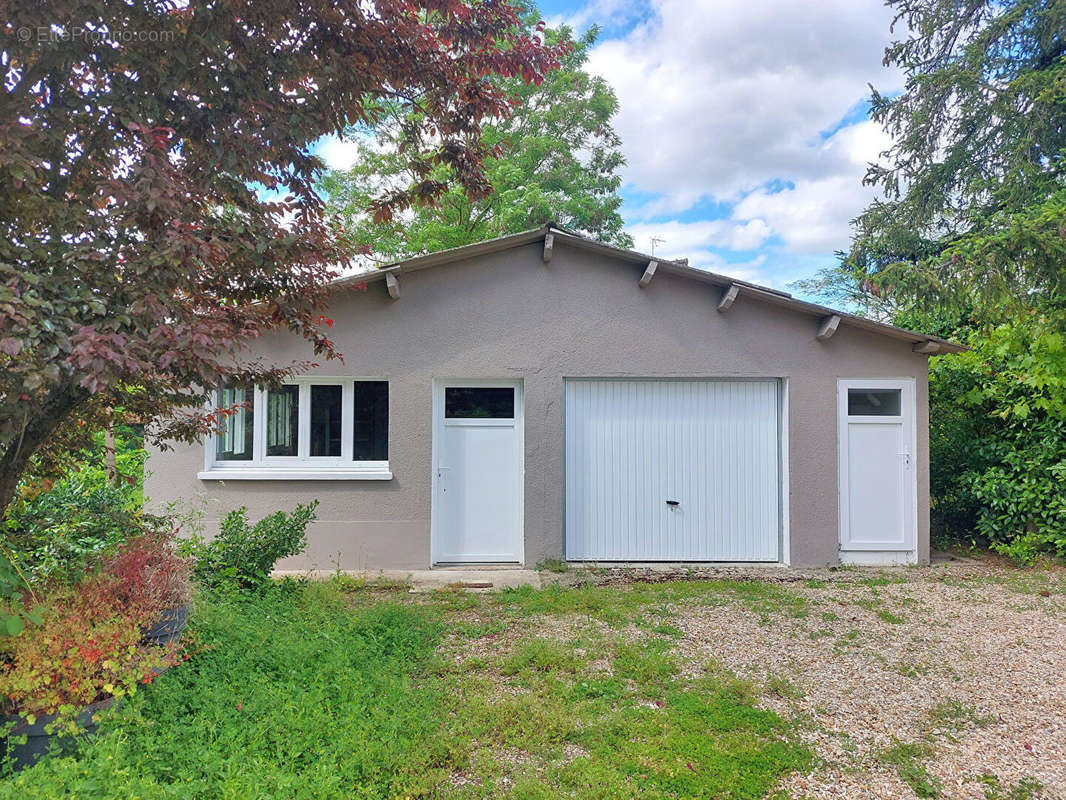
197;468;393;481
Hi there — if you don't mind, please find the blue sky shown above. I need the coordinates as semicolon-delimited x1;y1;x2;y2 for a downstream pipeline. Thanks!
317;0;904;295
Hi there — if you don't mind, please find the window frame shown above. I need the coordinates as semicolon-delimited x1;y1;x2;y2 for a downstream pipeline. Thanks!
200;376;392;480
214;385;255;462
845;387;904;419
352;379;389;462
444;385;517;421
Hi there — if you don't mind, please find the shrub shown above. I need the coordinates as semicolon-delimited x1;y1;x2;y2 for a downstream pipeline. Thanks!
925;315;1066;562
897;306;1066;562
105;532;193;612
181;502;318;594
0;573;174;723
2;465;151;586
0;528;189;730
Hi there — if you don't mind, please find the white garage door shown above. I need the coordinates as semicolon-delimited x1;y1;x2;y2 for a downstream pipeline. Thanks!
565;379;781;561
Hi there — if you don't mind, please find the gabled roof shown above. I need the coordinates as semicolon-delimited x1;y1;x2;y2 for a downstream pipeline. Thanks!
333;224;966;355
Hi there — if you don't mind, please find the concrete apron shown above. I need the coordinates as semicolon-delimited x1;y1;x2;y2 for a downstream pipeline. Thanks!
273;561;794;593
272;567;548;592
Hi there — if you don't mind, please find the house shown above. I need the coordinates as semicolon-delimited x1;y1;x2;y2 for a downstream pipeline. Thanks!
145;225;963;570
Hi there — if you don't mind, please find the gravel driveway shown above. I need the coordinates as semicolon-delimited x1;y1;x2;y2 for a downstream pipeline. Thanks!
644;563;1066;799
439;559;1065;798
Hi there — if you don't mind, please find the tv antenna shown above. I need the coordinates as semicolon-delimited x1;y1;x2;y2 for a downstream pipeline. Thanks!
649;235;665;255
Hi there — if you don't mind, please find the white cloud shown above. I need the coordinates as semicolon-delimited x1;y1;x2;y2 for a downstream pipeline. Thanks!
731;120;894;253
581;0;903;261
315;136;362;170
626;218;772;258
588;0;900;203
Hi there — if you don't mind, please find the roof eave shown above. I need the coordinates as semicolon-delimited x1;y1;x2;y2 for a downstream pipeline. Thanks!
726;283;968;354
329;224;967;354
331;226;551;289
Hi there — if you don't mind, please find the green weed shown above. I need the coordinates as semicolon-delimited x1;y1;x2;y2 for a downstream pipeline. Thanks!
501;638;584;676
835;629;861;647
766;675;804;699
0;585;446;798
452;618;509;640
978;773;1043;800
928;699;997;730
855;574;908;587
878;741;942;798
613;639;679;688
893;662;930;678
877;609;906;624
536;558;570;573
496;579;810;626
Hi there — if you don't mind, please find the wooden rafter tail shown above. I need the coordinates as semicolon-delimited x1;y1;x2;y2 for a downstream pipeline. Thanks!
913;341;941;354
638;260;658;288
385;271;400;300
816;314;840;340
717;283;739;312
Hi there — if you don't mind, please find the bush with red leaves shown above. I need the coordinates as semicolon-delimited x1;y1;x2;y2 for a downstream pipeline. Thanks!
0;531;191;722
105;531;192;614
0;574;177;721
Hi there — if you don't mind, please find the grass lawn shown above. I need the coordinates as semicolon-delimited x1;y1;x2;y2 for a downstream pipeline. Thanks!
0;577;813;799
7;564;1063;798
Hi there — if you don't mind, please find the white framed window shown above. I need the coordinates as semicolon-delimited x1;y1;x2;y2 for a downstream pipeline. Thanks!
199;378;391;480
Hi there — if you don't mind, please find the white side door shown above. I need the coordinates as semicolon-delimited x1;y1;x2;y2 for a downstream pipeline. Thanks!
837;379;917;560
432;381;524;564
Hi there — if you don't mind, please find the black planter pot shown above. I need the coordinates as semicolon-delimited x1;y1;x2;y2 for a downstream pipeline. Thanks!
0;696;114;771
143;603;190;647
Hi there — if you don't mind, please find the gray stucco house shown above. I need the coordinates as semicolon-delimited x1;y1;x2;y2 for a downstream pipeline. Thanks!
146;225;963;570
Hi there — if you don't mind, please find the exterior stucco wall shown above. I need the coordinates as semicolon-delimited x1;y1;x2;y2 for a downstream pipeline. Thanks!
145;242;931;569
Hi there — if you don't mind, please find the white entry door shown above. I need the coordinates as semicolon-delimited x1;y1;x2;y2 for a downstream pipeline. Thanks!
432;380;524;564
565;379;781;561
837;379;917;560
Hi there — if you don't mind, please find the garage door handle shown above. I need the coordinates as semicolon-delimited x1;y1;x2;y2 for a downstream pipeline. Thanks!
665;500;680;506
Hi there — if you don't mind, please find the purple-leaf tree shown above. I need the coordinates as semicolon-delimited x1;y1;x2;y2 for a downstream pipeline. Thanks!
0;0;565;512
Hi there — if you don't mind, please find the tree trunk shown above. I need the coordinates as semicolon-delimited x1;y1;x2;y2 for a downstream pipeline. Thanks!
104;425;117;485
0;385;87;517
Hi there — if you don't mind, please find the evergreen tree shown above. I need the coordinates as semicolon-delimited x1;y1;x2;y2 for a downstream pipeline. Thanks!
800;0;1065;318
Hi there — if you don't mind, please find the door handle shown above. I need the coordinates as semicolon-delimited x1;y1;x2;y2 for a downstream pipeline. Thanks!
666;500;680;507
899;453;912;467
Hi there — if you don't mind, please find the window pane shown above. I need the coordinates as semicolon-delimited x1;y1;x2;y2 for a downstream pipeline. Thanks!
353;381;388;461
848;388;901;416
445;387;514;419
215;386;253;461
310;385;342;457
266;385;299;456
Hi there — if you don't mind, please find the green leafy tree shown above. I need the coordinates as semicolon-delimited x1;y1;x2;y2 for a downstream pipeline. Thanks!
905;311;1066;562
320;21;632;261
0;0;564;514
